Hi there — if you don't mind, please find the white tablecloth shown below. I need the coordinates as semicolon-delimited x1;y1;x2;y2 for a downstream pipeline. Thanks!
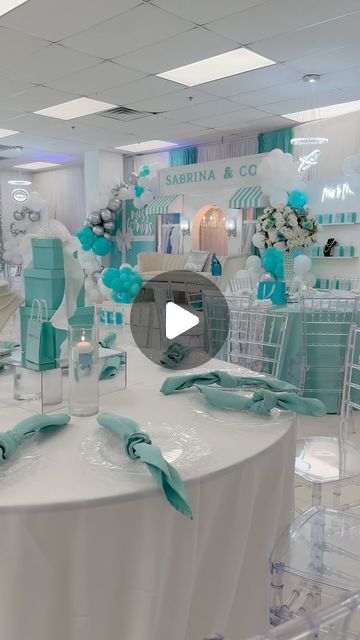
0;344;296;640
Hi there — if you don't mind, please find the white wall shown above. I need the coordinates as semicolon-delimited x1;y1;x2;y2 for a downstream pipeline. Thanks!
0;170;50;241
33;166;85;233
99;150;124;194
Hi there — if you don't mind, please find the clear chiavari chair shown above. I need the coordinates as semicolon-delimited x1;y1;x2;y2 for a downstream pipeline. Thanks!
229;270;254;294
299;294;358;414
202;291;251;361
154;283;204;353
327;278;360;294
227;307;288;377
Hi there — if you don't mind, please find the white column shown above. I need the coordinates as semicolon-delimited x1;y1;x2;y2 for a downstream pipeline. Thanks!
83;150;100;214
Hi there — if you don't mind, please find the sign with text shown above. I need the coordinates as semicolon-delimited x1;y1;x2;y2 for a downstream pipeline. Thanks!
159;153;267;195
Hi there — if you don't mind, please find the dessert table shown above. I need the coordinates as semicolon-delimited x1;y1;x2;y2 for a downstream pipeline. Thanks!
0;340;296;640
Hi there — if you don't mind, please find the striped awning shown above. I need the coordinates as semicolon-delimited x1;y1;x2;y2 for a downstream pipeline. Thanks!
229;186;264;209
146;195;183;214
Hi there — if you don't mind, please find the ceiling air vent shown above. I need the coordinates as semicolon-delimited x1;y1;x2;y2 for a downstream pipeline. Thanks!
101;106;161;121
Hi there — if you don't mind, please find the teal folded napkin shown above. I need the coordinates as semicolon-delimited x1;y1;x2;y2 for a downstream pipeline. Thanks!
0;414;70;461
160;342;191;369
196;385;326;416
99;355;125;380
97;413;193;519
160;370;297;395
0;340;20;351
99;332;117;349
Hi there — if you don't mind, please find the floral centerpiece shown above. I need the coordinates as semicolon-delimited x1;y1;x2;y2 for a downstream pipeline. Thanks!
252;203;318;252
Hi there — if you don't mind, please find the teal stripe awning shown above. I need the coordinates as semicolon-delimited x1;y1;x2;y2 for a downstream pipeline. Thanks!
146;195;182;214
229;186;263;209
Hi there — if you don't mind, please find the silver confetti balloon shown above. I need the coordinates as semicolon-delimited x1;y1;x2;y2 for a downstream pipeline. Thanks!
28;210;41;222
107;198;121;212
128;172;138;185
103;221;115;232
13;210;25;221
92;225;105;237
88;211;101;225
100;208;114;222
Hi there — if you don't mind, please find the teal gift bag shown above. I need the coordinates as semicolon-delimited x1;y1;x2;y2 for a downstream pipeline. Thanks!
257;281;286;305
25;299;55;367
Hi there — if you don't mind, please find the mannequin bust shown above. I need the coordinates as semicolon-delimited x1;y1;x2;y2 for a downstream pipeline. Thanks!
323;238;338;257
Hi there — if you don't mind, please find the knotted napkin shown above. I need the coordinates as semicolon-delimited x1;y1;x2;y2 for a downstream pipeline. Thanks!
0;414;70;461
196;385;326;416
97;413;192;519
160;370;296;395
99;332;117;349
99;355;125;380
0;340;20;351
160;342;191;369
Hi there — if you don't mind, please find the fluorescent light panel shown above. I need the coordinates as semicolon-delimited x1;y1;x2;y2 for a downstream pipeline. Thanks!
14;162;60;170
115;140;178;153
35;97;117;120
157;48;275;87
0;0;29;17
284;99;360;123
0;128;19;138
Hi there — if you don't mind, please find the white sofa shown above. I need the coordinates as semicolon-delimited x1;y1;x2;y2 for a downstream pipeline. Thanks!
137;252;248;286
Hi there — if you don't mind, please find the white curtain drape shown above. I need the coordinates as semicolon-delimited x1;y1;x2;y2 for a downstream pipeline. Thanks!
33;167;86;233
293;111;360;182
198;137;258;162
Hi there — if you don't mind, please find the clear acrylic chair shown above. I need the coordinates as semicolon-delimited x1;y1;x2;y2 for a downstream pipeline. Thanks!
296;323;360;510
269;507;360;627
154;283;204;352
229;270;253;294
202;291;251;361
227;308;288;377
328;278;360;293
299;294;358;414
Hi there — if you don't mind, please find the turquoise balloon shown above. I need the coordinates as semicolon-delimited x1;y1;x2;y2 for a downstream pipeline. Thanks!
111;277;123;293
130;283;141;297
139;165;150;177
288;190;307;208
102;268;117;288
120;267;133;277
134;185;144;197
93;237;111;256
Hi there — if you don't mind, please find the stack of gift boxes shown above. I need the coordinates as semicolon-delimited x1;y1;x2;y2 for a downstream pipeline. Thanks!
20;238;94;370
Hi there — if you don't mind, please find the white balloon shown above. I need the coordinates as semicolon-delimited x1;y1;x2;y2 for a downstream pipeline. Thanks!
92;194;109;210
302;271;317;287
137;176;150;189
246;255;262;272
269;190;288;207
86;283;103;304
133;197;144;209
252;232;265;248
141;189;153;205
294;254;312;275
118;187;130;199
98;278;112;300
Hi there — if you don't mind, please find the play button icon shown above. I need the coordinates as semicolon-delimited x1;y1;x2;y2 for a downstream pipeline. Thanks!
166;302;200;339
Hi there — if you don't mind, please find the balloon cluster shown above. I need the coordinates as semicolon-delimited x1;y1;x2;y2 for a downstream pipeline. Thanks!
101;265;143;303
77;191;122;257
262;248;284;280
111;179;129;200
13;204;40;226
258;149;306;207
292;254;316;291
4;191;47;264
128;165;156;210
245;255;262;289
77;248;103;304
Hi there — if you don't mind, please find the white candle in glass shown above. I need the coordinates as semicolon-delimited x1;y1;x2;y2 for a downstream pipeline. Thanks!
76;334;93;354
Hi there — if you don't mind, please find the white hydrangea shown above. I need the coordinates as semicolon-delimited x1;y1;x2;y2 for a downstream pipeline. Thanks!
288;213;298;227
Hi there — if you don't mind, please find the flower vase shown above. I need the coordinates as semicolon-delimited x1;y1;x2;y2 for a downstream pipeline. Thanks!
283;249;296;292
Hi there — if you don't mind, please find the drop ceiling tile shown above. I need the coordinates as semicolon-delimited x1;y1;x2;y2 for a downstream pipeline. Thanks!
207;0;360;45
3;44;101;84
230;81;339;107
125;88;215;113
62;5;194;59
116;114;209;138
190;107;269;128
90;76;181;106
262;90;352;116
165;98;244;122
323;66;360;91
0;27;49;73
0;0;141;42
4;113;74;136
115;27;238;74
0;76;33;99
47;61;145;95
285;44;360;75
252;12;360;62
1;86;79;113
152;0;264;24
199;64;301;97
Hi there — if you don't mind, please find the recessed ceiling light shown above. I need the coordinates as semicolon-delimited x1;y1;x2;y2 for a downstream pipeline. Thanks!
0;128;19;139
291;137;328;145
115;140;178;153
283;99;360;123
14;162;60;170
157;48;275;87
34;97;117;120
0;0;29;17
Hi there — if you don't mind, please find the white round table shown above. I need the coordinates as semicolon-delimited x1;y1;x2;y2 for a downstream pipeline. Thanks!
0;345;296;640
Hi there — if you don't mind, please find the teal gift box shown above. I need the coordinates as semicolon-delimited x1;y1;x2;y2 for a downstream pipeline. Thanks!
257;281;286;305
24;268;65;308
31;238;64;270
69;305;95;326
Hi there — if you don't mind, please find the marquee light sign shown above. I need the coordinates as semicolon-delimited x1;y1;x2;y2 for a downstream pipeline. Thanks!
298;149;321;173
321;182;354;202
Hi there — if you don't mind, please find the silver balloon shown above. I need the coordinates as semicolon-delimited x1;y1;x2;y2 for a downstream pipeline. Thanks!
111;188;120;196
92;225;105;237
103;221;115;232
83;219;93;228
103;232;112;239
107;198;121;212
88;211;101;225
128;172;138;185
13;210;25;221
100;208;114;222
29;210;41;222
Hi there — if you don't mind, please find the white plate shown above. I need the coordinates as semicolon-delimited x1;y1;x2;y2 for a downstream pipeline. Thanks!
189;388;285;425
81;421;211;475
0;439;41;478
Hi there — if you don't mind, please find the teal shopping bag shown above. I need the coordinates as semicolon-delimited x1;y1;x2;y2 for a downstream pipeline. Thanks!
257;281;286;305
25;299;55;366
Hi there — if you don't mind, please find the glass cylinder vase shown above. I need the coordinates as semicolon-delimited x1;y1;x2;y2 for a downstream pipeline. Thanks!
68;326;99;417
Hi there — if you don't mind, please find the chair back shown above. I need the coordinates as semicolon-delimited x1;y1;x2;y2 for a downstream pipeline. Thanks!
341;324;360;439
229;270;253;293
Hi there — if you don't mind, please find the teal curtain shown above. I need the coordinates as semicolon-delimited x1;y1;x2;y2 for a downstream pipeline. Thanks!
170;146;198;167
258;127;293;154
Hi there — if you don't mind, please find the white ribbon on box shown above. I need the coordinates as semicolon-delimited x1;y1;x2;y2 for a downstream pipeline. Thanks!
20;222;84;331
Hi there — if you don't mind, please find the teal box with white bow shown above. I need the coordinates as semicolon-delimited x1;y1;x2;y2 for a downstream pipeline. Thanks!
31;238;64;270
257;281;286;305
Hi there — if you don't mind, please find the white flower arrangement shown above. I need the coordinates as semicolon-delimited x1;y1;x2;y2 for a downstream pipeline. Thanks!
252;204;318;251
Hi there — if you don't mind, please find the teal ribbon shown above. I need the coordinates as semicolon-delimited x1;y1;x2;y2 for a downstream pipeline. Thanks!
0;414;70;461
99;332;117;349
160;370;297;395
97;413;193;519
196;386;326;416
160;342;191;369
